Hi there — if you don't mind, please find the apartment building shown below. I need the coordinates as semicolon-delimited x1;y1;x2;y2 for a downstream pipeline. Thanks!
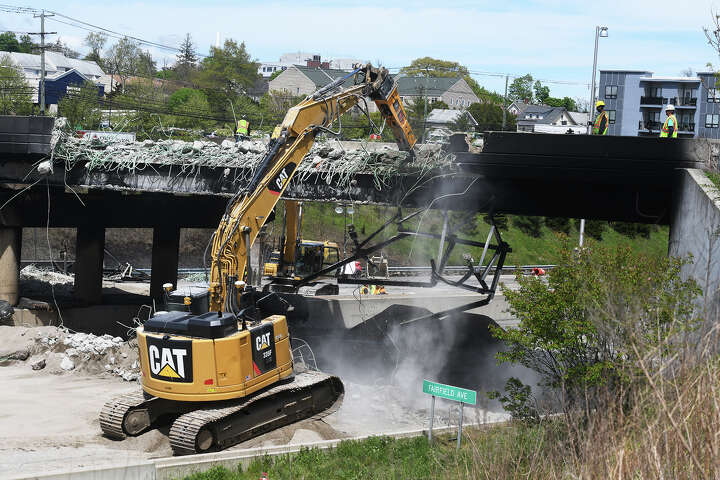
598;70;720;138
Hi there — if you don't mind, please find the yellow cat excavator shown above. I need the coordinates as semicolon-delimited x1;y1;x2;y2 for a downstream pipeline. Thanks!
99;64;416;455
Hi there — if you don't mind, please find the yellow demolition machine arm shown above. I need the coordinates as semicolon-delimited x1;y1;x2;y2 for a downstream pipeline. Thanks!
208;64;417;312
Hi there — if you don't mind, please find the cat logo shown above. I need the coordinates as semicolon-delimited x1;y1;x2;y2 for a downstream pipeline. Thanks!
268;162;296;196
146;337;193;382
255;332;271;351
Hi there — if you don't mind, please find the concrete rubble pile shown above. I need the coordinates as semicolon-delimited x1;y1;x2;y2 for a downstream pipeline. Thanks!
0;325;140;381
49;121;455;190
19;264;74;299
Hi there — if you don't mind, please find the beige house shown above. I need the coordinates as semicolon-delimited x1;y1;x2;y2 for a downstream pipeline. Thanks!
269;66;480;112
396;75;480;109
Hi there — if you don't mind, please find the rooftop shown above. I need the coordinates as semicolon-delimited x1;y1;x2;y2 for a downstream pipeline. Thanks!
4;51;104;78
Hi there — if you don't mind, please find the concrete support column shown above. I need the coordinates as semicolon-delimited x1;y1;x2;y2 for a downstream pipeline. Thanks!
150;225;180;302
74;226;105;305
0;228;21;305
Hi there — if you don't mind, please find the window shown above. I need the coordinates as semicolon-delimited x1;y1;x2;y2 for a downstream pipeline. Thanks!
608;110;616;124
705;114;719;128
647;86;662;98
605;85;618;99
708;88;720;103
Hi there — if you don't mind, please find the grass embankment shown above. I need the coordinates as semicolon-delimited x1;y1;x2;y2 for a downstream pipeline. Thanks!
293;203;669;266
186;347;720;479
707;170;720;190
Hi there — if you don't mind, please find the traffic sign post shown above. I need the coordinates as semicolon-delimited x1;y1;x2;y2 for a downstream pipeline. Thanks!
422;380;476;449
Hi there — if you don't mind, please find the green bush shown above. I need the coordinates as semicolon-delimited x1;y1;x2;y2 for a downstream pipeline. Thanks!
493;239;700;407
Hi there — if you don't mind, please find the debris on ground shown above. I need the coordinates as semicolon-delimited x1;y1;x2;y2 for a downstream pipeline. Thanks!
0;325;140;381
19;265;74;299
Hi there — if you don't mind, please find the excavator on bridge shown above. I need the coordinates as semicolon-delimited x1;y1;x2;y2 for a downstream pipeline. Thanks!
99;64;418;455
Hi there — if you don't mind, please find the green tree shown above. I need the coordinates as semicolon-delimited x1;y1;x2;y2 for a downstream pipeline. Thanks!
494;241;700;407
0;54;33;114
544;217;571;235
545;96;578;111
533;80;550;104
449;112;475;132
467;102;516;131
508;74;534;102
136;50;157;77
464;76;505;104
57;81;102;130
83;32;107;65
104;37;143;91
513;216;543;238
18;34;34;54
168;87;213;129
175;33;197;83
399;57;469;77
197;39;258;93
405;95;448;139
0;32;20;52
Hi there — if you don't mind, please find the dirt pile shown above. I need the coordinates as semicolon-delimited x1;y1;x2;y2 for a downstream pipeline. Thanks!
0;325;140;381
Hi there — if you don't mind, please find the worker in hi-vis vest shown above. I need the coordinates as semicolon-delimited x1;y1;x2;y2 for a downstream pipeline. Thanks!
235;115;250;142
660;105;678;138
592;100;608;135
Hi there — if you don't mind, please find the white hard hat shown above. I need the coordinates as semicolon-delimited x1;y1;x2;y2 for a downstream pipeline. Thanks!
665;104;675;111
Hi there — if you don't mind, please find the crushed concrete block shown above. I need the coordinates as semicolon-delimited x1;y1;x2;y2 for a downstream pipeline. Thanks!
0;349;30;361
221;139;234;149
60;356;75;371
143;139;154;147
192;140;204;152
31;358;46;370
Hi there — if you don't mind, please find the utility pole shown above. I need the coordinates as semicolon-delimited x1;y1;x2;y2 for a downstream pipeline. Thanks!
502;75;509;130
32;10;55;115
422;66;429;144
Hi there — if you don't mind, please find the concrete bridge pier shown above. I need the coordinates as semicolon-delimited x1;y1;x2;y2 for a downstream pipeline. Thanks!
150;225;180;302
0;227;21;305
74;225;105;305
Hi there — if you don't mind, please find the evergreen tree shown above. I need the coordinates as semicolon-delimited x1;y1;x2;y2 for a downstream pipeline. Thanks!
175;33;197;82
545;217;571;235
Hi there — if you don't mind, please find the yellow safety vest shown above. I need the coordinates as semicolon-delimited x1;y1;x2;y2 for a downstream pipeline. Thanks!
592;111;608;135
660;114;677;138
237;119;249;135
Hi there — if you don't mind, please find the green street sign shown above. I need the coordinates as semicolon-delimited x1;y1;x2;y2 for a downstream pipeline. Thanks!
422;379;476;405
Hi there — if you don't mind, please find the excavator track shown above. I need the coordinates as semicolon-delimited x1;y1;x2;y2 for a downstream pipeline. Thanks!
169;370;343;455
99;391;151;439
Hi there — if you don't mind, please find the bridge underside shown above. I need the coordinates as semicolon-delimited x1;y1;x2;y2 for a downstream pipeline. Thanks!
0;128;708;305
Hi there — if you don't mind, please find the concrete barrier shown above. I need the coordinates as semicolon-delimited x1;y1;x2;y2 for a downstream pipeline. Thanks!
669;169;720;320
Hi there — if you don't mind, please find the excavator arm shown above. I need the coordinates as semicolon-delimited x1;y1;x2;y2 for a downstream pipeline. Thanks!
208;64;416;312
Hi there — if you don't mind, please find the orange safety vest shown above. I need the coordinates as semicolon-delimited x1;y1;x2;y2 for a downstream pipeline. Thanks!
660;114;677;138
592;111;608;135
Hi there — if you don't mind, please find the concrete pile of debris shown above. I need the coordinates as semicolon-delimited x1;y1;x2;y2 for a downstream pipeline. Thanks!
49;120;455;190
0;325;140;381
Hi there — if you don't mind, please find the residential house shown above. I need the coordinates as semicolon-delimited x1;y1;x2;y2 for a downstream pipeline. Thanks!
507;100;531;116
426;108;478;130
516;105;583;133
598;69;713;138
4;51;105;111
268;65;352;97
395;75;480;110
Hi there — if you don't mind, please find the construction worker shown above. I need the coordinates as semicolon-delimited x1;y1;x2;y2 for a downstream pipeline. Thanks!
592;100;608;135
235;115;250;142
660;105;678;138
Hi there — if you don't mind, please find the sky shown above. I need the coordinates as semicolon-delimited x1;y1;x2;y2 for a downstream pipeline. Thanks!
1;0;719;102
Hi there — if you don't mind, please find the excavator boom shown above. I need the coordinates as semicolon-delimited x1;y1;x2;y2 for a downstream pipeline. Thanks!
209;65;415;312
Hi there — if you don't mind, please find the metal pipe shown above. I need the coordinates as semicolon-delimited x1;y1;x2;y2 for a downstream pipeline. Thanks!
428;395;435;443
588;26;600;135
457;403;464;450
